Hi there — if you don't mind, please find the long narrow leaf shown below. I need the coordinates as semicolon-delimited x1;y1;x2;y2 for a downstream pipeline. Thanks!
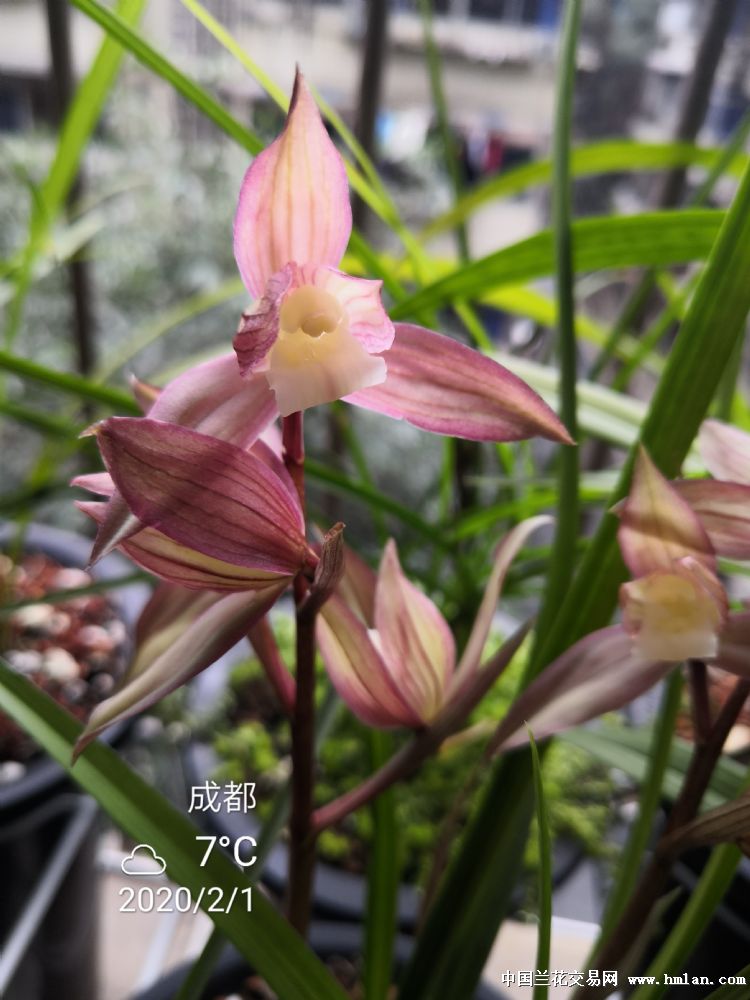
0;660;348;1000
529;731;552;1000
392;210;723;319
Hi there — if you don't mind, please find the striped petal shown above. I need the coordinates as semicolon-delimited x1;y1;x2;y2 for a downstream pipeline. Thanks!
616;446;715;578
233;70;351;298
374;540;455;723
674;479;750;560
317;594;423;728
309;266;394;354
95;418;308;577
346;323;572;444
491;625;671;750
74;585;285;757
699;419;750;484
77;500;290;591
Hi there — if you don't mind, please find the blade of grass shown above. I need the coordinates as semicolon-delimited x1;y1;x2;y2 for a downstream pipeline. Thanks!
699;963;750;1000
529;731;552;1000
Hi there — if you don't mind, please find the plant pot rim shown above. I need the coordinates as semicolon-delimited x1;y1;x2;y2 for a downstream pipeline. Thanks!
0;521;151;815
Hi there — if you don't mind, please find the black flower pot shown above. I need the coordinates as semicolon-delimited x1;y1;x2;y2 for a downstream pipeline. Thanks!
0;523;150;1000
133;921;510;1000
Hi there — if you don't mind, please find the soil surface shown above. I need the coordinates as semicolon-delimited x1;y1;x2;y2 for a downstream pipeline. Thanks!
0;551;128;769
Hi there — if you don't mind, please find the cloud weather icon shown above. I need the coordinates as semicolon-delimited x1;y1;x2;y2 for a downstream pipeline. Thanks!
120;844;167;876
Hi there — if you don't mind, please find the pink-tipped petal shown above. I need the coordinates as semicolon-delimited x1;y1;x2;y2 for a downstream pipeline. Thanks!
129;375;160;413
454;516;551;687
616;446;715;579
699;419;750;484
310;267;394;354
233;70;352;298
74;585;285;757
71;471;115;496
317;594;423;728
674;479;750;560
375;540;455;723
491;625;671;751
77;500;292;591
346;324;572;444
234;265;296;376
95;418;307;576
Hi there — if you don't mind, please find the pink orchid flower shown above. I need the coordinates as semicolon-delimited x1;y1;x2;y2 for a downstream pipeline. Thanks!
317;519;548;729
491;447;750;750
232;69;571;444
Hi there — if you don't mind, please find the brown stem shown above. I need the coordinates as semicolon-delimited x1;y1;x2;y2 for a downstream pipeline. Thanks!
282;411;305;514
286;594;318;934
689;659;712;743
247;617;295;716
580;676;750;996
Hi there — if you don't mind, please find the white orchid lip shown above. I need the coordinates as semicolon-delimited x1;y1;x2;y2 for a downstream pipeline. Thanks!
279;285;344;338
622;571;723;662
266;285;387;417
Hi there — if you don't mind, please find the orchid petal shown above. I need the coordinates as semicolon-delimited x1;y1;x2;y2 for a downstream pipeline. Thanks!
699;419;750;484
95;418;307;576
616;446;715;578
453;516;551;687
346;324;572;443
234;265;296;376
233;70;351;298
375;540;455;723
338;544;377;627
317;594;422;728
129;375;160;412
490;625;671;750
77;500;290;591
74;585;285;757
674;479;750;560
620;560;727;662
310;267;394;354
83;354;278;566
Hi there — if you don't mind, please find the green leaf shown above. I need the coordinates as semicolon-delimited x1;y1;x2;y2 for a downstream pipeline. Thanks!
533;0;581;647
420;140;746;240
0;349;138;412
630;844;743;1000
700;962;750;1000
0;659;348;1000
364;730;399;1000
560;726;745;810
392;210;724;320
70;0;263;155
529;731;552;1000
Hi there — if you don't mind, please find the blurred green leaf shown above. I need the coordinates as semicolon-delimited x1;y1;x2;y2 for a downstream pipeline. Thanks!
529;731;552;1000
421;141;746;240
393;210;723;319
0;349;138;412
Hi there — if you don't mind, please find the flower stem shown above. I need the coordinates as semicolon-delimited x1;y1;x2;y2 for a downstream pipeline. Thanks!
281;410;317;935
287;591;318;934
